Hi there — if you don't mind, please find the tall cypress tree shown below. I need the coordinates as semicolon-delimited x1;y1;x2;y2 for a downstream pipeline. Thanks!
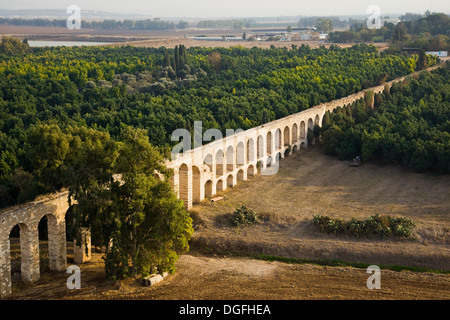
163;48;170;67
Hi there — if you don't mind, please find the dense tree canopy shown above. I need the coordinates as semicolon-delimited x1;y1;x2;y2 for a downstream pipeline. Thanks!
321;63;450;173
0;41;431;207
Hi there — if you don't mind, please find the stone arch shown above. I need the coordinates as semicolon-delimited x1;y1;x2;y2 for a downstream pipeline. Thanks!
292;145;298;153
37;213;64;273
283;126;290;147
216;179;224;192
226;146;234;173
8;222;39;285
315;114;320;126
266;131;272;156
237;169;245;181
215;150;224;177
236;142;245;167
292;123;298;144
275;152;282;163
308;118;314;130
192;165;201;204
226;174;234;187
247;138;255;163
204;180;213;198
257;135;264;158
300;121;306;140
257;160;264;173
204;154;213;173
266;156;273;168
275;128;282;150
300;142;306;149
247;164;255;177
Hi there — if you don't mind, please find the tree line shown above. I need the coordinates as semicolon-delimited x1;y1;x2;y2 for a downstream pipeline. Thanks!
0;38;430;208
320;63;449;173
0;17;188;30
329;12;450;52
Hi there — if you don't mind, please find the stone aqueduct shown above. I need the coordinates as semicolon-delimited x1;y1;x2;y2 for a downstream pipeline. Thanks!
0;76;407;297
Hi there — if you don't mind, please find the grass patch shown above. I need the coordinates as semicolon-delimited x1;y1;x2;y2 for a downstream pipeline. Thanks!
312;213;416;238
249;254;450;274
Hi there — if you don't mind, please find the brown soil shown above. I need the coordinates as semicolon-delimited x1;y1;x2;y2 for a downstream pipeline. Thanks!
6;252;449;300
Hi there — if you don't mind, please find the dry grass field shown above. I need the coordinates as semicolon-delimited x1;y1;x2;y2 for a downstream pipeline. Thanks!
190;145;450;271
0;25;390;50
6;144;449;300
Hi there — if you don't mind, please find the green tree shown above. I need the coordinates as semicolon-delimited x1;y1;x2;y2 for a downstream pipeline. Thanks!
68;127;193;279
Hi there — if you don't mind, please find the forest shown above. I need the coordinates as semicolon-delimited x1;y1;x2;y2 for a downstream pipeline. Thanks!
321;63;449;173
0;38;440;208
329;12;450;52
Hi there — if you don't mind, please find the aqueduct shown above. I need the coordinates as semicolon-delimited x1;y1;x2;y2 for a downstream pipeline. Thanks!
0;74;408;298
166;79;396;210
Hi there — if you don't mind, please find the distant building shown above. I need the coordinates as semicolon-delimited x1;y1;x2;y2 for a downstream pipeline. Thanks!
425;51;448;57
190;36;244;42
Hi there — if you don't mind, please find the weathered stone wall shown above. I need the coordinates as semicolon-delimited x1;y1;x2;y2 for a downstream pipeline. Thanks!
0;192;69;297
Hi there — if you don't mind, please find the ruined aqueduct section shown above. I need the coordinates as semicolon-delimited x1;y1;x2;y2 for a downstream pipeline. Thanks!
0;71;421;297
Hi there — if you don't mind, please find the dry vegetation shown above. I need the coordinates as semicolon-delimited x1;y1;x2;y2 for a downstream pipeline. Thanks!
190;145;450;271
0;25;390;50
6;144;449;300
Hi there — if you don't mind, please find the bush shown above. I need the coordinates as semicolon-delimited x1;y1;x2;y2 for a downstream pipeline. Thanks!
231;205;258;227
312;213;415;238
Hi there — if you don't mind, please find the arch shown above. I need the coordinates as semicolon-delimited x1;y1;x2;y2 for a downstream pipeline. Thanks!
267;131;272;156
257;160;264;173
300;142;306;149
315;114;320;126
257;135;264;158
275;152;282;163
215;150;224;177
226;146;234;173
192;165;201;204
300;121;306;140
292;145;298;153
236;142;245;167
204;154;213;173
283;126;290;147
204;180;213;198
216;179;224;192
37;214;62;273
226;174;234;188
308;118;314;130
275;128;282;150
266;156;273;168
247;165;255;177
237;169;245;181
246;138;255;163
292;123;298;144
8;222;39;284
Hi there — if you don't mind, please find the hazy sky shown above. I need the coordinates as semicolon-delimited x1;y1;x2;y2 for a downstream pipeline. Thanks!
1;0;449;18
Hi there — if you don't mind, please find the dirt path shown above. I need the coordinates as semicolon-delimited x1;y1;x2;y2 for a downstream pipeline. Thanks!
6;252;449;300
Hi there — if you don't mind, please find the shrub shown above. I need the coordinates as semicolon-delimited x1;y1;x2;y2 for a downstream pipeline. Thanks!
231;205;258;227
312;213;415;238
